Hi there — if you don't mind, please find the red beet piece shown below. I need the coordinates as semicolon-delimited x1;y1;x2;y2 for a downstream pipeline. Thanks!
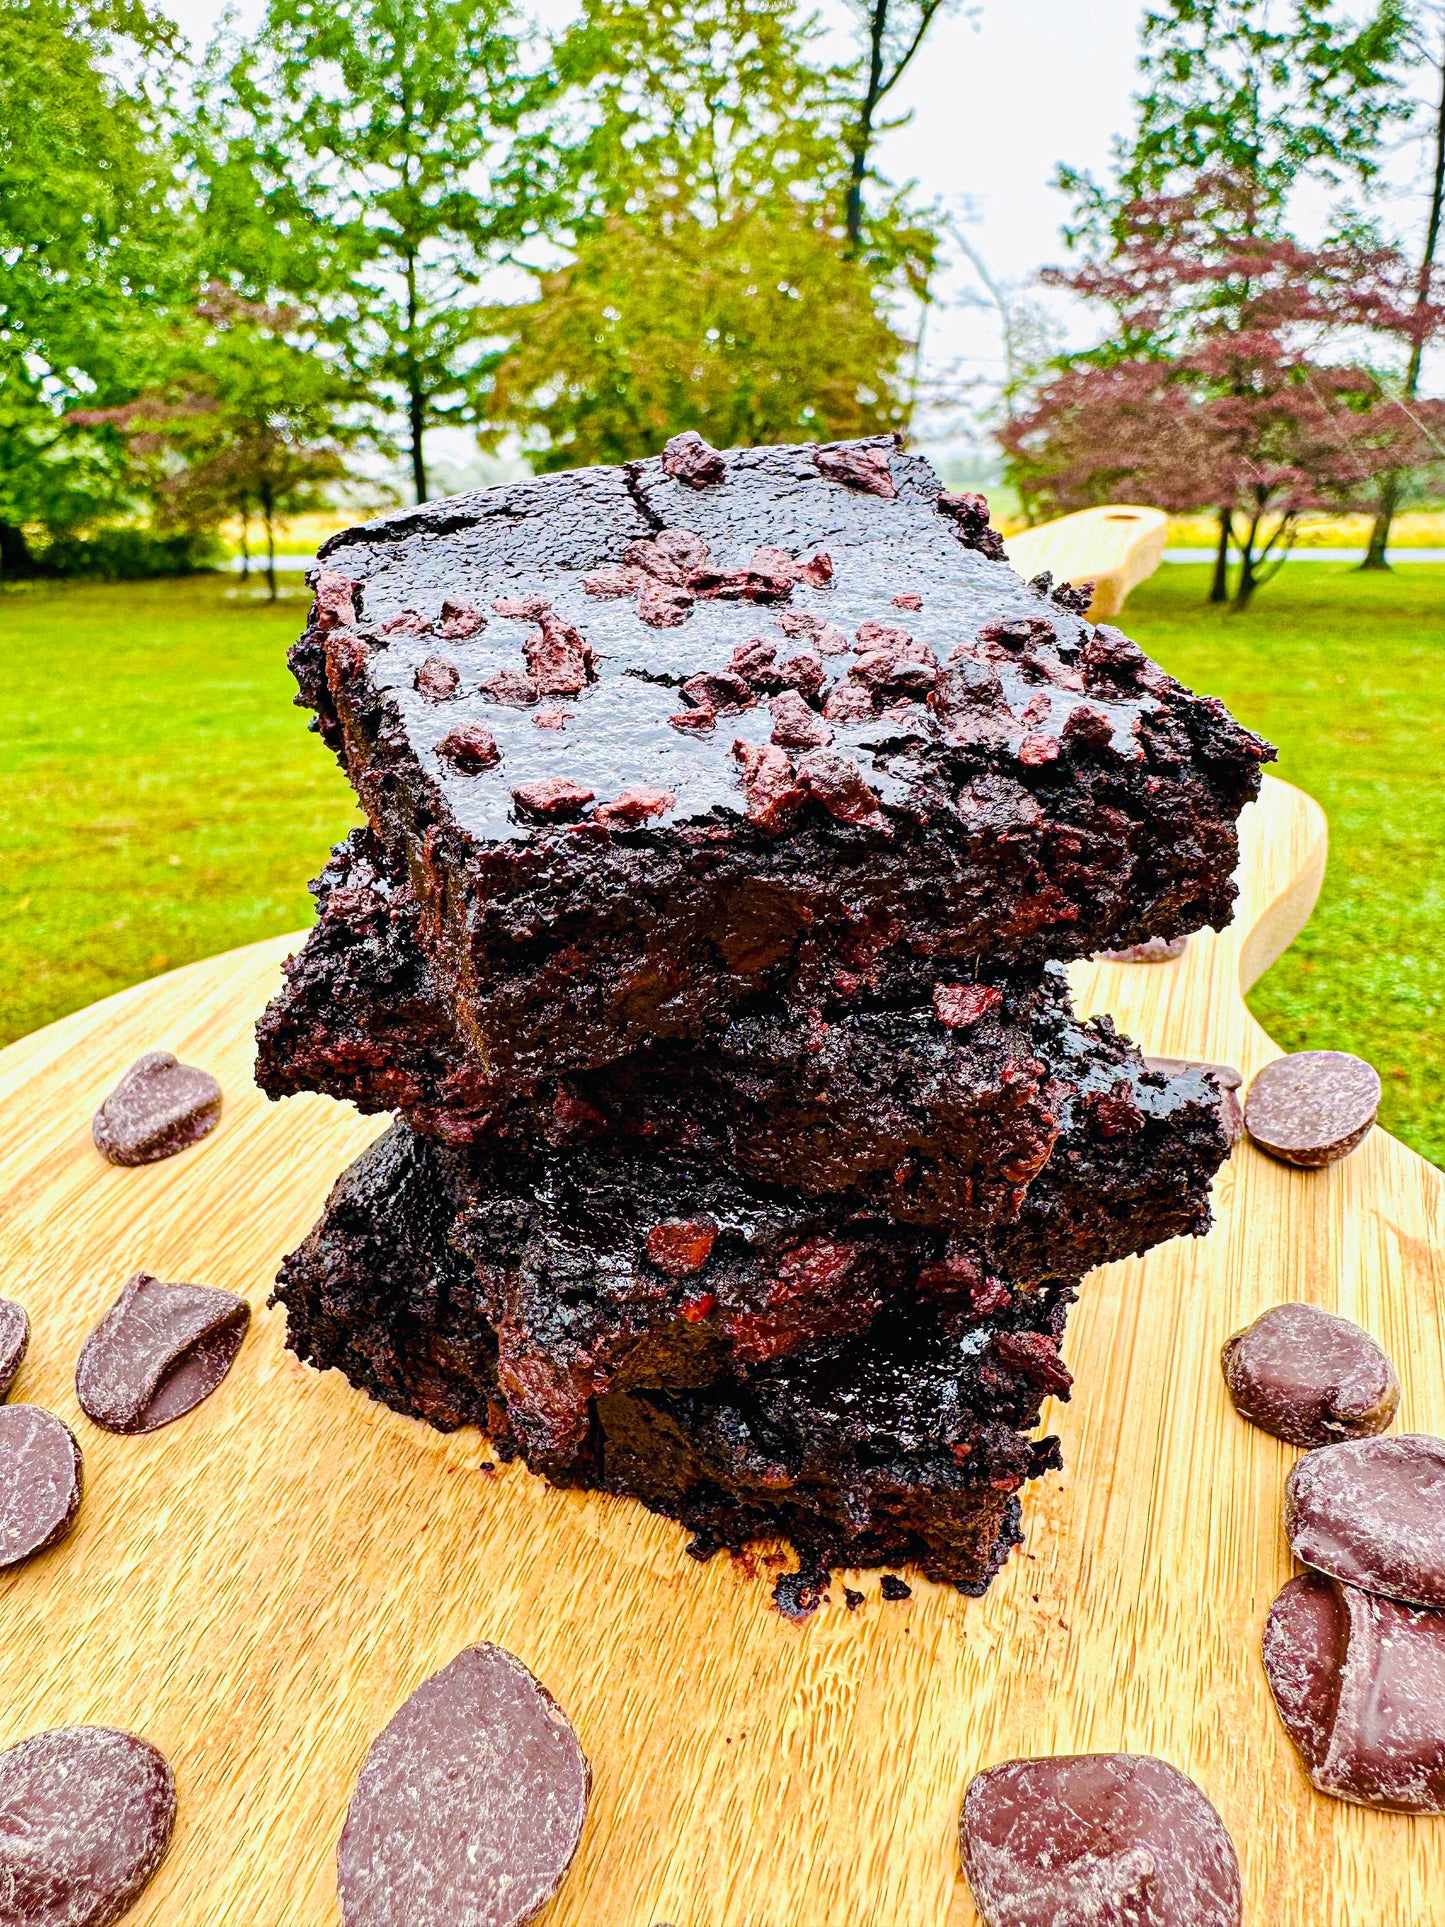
1264;1572;1445;1813
0;1726;175;1927
814;441;897;498
438;725;501;772
0;1299;30;1401
1244;1050;1380;1168
511;778;594;821
960;1754;1242;1927
0;1405;82;1568
933;984;1001;1030
337;1644;590;1927
1221;1303;1399;1448
661;429;727;487
645;1220;718;1277
1286;1434;1445;1608
75;1271;250;1435
414;655;460;702
92;1051;222;1167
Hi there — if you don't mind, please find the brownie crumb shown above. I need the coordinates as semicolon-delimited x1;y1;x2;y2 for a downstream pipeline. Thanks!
773;1562;831;1620
879;1574;912;1601
843;1586;865;1611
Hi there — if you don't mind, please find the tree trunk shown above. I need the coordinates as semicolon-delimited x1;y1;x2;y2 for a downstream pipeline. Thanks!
1362;471;1399;571
845;0;889;252
409;378;427;505
238;504;252;582
1233;514;1263;610
1368;25;1445;566
0;519;32;582
1209;507;1232;603
261;483;277;602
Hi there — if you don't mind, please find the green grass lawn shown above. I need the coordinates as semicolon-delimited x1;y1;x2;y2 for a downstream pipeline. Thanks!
1125;563;1443;1168
0;563;1440;1166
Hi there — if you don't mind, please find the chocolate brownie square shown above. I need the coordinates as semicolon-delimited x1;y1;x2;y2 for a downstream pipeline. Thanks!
288;437;1271;1083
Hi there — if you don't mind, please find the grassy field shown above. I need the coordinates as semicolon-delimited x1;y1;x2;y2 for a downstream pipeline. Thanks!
0;563;1440;1165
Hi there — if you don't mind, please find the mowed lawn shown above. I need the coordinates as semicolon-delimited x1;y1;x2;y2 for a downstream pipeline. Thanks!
0;562;1440;1165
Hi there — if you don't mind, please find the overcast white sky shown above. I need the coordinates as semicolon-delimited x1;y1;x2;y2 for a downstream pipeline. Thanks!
156;0;1442;480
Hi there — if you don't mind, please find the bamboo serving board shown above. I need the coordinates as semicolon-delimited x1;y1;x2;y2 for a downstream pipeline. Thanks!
1;773;1442;1927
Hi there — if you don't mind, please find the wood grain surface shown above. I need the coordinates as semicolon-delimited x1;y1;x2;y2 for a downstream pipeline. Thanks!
0;772;1441;1927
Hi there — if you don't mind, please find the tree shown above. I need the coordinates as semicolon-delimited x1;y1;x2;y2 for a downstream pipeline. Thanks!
71;288;355;597
1002;180;1444;606
201;0;566;504
1363;2;1445;566
0;0;191;572
839;0;971;251
484;209;912;469
484;0;932;467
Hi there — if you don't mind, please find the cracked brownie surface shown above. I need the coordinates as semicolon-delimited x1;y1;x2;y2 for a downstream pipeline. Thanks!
289;436;1272;1081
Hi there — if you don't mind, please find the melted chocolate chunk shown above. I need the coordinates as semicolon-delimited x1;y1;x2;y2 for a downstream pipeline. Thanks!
75;1272;250;1435
1244;1051;1380;1168
0;1405;82;1568
0;1299;30;1400
959;1753;1242;1926
1096;935;1188;963
337;1644;590;1927
1264;1572;1445;1813
1222;1304;1399;1448
91;1051;222;1166
0;1725;175;1927
1286;1435;1445;1608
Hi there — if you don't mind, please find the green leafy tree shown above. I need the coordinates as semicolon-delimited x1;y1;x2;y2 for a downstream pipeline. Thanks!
485;0;932;467
0;0;189;572
71;288;356;597
200;0;566;504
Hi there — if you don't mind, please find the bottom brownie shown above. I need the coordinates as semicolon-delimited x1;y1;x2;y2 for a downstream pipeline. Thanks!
275;1122;1065;1597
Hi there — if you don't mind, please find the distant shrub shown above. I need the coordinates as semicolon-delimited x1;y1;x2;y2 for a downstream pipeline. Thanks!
32;526;223;580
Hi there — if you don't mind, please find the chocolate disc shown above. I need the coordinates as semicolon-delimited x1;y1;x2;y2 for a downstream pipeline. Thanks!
1286;1435;1445;1608
1222;1303;1399;1448
959;1753;1241;1926
1143;1056;1244;1143
92;1051;222;1166
1096;935;1188;963
0;1405;82;1569
0;1725;175;1926
75;1272;250;1435
1244;1051;1379;1168
337;1643;591;1927
1264;1573;1445;1813
0;1299;30;1401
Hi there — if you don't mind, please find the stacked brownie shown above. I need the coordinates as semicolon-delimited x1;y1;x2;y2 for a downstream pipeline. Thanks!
259;434;1271;1597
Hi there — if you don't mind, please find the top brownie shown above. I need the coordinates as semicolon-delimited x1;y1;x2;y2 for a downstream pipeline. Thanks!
292;434;1272;1081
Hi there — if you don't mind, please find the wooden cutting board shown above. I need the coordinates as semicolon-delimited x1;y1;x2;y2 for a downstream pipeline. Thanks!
0;772;1442;1927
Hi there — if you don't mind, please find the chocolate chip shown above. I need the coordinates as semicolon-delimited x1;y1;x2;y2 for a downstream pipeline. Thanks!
75;1272;249;1435
438;598;486;640
479;669;537;708
960;1754;1242;1927
636;578;693;627
524;614;594;697
593;786;675;828
92;1052;222;1167
0;1300;30;1400
733;741;803;833
1286;1435;1445;1608
795;749;888;831
769;690;831;750
580;565;641;598
1096;935;1188;962
0;1406;82;1568
491;595;551;620
0;1725;175;1926
879;1574;912;1601
1245;1050;1381;1167
814;441;897;498
337;1644;590;1927
1143;1056;1244;1142
892;592;923;610
414;655;460;702
511;779;594;822
379;609;432;637
438;725;501;772
1264;1572;1445;1813
1222;1304;1399;1448
661;430;727;487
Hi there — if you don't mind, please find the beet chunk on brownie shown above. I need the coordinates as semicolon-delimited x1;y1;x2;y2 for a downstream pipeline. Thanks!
289;438;1272;1081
